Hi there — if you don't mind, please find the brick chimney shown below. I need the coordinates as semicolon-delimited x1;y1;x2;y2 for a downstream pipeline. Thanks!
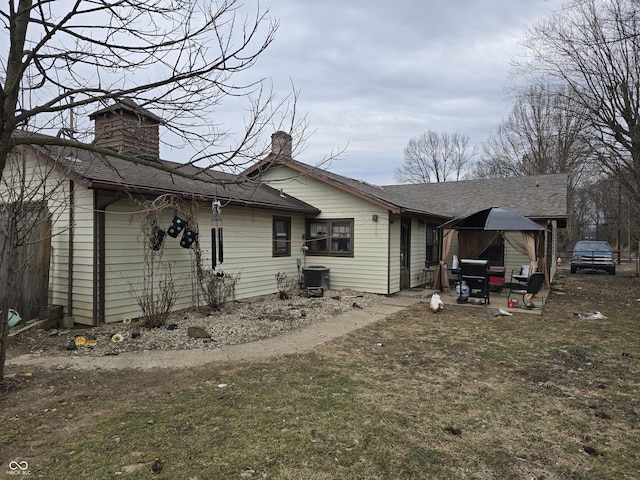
271;131;292;158
90;99;162;161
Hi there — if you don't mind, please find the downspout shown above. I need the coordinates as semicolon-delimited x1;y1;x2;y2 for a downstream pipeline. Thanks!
67;181;74;315
437;226;443;292
387;211;392;295
548;220;556;282
93;191;121;325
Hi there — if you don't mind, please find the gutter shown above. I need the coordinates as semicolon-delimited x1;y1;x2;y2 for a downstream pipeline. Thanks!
67;181;74;315
85;181;320;215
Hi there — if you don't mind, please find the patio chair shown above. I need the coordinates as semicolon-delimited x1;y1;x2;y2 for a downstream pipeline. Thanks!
507;272;545;308
508;265;529;290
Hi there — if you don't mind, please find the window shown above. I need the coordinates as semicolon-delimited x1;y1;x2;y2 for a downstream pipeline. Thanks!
306;219;353;256
426;225;439;266
273;216;291;256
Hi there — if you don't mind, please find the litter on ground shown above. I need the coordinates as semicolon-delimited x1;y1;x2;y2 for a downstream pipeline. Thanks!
574;311;607;320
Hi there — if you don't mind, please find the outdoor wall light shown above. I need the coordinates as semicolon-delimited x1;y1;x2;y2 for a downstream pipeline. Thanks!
372;214;378;222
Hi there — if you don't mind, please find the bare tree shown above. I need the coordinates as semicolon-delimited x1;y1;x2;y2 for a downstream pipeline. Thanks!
476;84;598;245
572;176;626;245
520;0;640;218
478;85;594;179
0;0;308;381
0;0;307;180
394;131;477;184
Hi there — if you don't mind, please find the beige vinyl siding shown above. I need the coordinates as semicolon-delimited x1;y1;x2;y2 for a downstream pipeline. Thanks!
260;166;391;294
104;200;198;323
64;186;95;324
102;200;309;323
212;206;306;296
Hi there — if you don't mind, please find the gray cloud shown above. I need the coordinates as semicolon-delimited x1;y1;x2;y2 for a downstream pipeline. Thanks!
206;1;564;184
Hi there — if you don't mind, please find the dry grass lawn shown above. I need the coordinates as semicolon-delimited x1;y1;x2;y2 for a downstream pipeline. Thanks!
1;268;639;479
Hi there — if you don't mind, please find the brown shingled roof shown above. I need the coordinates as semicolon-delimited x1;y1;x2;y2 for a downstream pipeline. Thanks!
245;155;567;223
17;132;319;214
382;175;568;222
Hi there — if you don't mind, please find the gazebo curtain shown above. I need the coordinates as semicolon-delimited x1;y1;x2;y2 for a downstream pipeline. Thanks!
458;230;500;259
522;232;537;275
522;231;549;289
537;230;549;288
433;228;454;291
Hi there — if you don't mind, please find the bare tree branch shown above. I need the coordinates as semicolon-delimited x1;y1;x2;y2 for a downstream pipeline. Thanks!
0;0;310;181
0;0;337;380
394;130;477;184
518;0;640;206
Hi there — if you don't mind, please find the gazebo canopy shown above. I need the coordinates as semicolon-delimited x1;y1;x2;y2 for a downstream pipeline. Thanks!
439;207;546;231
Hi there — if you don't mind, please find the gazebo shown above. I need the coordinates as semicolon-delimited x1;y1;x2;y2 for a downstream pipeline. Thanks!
433;207;548;292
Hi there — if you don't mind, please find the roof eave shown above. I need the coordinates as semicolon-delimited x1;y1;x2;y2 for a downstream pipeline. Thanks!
399;207;452;220
16;144;93;188
529;215;568;228
86;180;320;214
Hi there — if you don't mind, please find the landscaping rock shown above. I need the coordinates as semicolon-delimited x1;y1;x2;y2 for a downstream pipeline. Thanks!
187;326;211;339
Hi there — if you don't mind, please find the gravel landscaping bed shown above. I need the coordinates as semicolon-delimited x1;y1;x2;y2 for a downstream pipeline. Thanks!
8;290;383;358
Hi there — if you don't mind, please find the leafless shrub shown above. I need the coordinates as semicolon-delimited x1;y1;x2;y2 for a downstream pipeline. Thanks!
190;234;238;310
130;195;189;327
135;263;178;328
199;270;239;310
275;272;298;300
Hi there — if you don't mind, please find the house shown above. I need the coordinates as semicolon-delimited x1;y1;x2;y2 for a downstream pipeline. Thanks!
4;104;567;326
4;103;319;325
246;131;568;293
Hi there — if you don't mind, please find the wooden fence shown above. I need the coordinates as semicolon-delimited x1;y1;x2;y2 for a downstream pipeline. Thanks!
0;209;52;322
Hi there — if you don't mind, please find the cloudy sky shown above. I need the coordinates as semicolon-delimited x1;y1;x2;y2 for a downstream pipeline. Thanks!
233;0;564;185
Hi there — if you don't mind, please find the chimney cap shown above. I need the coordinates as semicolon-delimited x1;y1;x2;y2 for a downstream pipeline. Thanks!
89;98;163;124
272;130;290;136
